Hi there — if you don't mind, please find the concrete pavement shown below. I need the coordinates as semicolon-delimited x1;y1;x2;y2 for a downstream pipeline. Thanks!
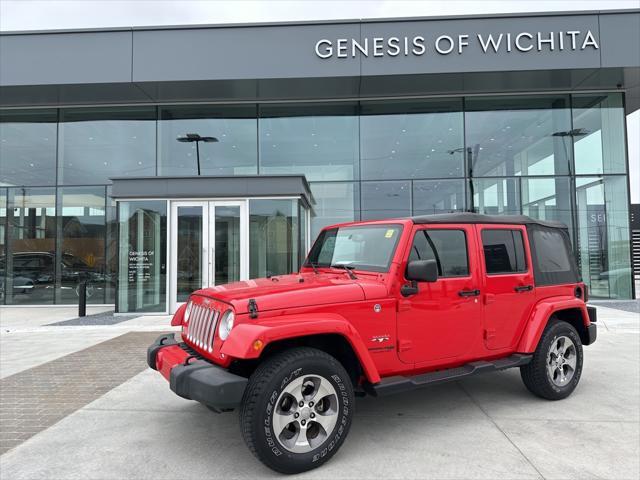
0;304;638;479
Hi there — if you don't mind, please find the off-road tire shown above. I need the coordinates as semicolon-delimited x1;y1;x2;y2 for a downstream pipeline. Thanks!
520;318;584;400
239;347;354;474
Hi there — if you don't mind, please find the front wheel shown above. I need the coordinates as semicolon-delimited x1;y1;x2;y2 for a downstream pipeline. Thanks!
240;347;354;474
520;319;584;400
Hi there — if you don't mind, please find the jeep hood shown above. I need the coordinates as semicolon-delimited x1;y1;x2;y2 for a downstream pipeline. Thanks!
193;272;387;314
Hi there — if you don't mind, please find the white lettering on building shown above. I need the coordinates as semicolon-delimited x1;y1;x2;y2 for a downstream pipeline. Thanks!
315;30;599;59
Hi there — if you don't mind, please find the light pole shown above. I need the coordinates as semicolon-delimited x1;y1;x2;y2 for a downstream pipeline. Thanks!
177;133;218;176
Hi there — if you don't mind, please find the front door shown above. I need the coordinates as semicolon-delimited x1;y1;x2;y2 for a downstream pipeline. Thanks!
170;201;248;312
397;225;484;366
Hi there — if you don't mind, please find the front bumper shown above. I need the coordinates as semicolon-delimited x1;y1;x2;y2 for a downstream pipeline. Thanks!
147;333;248;411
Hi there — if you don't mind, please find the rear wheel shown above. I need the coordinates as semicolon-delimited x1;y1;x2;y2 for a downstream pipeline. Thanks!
520;319;583;400
240;347;354;474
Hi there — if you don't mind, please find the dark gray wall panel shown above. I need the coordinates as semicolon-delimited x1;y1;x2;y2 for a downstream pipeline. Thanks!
0;32;132;86
600;13;640;68
0;83;152;107
359;15;601;76
132;24;361;82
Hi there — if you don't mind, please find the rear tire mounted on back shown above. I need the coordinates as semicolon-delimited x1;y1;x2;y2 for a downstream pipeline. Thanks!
520;318;584;400
239;347;354;474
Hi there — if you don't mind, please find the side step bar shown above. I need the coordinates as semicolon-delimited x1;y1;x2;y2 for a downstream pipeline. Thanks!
367;354;532;397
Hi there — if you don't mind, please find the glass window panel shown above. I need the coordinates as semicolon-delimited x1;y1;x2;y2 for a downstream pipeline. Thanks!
56;187;107;304
176;206;203;302
522;177;573;236
215;206;241;285
117;200;167;313
575;176;632;299
472;178;520;215
0;188;6;304
58;107;156;185
259;103;359;181
299;202;308;265
481;229;527;274
361;181;411;221
413;179;465;215
249;199;299;278
573;93;626;174
158;105;257;176
465;96;572;177
5;188;56;305
409;229;469;277
361;99;464;180
0;109;57;186
309;182;360;240
105;187;116;304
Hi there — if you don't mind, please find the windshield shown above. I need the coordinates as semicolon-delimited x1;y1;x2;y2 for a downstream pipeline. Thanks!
304;225;402;273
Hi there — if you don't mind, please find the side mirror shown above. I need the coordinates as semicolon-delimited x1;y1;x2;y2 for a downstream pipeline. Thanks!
406;259;438;283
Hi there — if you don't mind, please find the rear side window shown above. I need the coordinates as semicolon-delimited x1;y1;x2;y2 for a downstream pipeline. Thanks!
409;229;469;277
528;226;580;286
481;229;527;274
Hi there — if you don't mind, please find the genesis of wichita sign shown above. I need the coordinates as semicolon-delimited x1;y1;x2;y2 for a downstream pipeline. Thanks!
315;30;599;59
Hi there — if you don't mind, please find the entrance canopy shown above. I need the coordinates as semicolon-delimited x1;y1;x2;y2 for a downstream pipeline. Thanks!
110;174;314;207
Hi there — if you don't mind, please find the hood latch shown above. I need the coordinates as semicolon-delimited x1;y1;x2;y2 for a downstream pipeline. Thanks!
248;298;259;319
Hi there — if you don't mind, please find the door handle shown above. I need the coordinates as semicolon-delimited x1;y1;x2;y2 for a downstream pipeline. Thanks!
458;289;480;297
514;285;533;293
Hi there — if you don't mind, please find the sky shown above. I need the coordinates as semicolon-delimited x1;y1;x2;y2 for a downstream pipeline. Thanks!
0;0;638;201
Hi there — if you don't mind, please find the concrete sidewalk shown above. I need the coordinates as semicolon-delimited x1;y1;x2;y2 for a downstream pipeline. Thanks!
0;304;638;479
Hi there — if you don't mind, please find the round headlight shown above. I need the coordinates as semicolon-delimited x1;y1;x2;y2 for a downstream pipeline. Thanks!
184;300;193;323
218;309;235;340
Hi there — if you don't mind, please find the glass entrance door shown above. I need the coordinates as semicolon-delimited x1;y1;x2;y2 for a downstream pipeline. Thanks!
170;200;247;312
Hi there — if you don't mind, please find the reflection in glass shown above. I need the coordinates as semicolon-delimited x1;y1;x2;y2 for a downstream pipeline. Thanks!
176;206;203;302
215;206;241;285
522;177;573;234
0;109;57;186
413;180;465;215
472;178;520;215
573;93;626;174
575;176;632;299
56;187;107;304
300;202;308;264
250;199;299;278
117;201;167;313
309;182;359;240
360;99;464;180
58;107;156;185
361;181;410;220
5;188;56;305
159;105;257;176
259;103;359;181
465;96;572;177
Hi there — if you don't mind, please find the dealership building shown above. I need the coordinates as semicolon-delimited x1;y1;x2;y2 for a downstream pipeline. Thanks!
0;9;638;313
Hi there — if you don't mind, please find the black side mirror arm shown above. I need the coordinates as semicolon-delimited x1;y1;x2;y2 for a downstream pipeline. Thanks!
400;280;419;297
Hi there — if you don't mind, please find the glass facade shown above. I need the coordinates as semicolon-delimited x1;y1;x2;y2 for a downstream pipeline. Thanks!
0;92;633;300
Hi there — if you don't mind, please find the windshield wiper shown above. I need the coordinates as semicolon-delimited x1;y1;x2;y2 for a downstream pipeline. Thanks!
330;264;357;280
308;262;319;274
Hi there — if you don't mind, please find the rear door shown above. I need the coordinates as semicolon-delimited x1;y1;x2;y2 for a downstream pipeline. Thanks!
478;225;536;350
397;225;483;365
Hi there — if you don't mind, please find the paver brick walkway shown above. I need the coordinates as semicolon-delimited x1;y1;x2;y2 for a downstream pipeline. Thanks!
0;331;165;455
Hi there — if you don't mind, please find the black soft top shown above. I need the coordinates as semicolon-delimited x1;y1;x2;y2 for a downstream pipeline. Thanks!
411;212;567;229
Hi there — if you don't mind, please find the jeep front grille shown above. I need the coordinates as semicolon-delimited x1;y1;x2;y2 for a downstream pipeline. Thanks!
186;304;220;353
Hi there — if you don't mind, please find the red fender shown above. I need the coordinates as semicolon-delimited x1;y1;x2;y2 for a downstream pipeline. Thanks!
220;313;381;383
170;303;187;326
517;296;590;353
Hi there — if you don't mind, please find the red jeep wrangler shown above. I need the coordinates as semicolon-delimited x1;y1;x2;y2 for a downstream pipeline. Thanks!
148;213;597;474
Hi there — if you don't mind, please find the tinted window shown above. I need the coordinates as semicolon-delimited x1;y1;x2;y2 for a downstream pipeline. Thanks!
482;229;527;274
531;229;571;273
409;230;469;277
306;225;402;273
